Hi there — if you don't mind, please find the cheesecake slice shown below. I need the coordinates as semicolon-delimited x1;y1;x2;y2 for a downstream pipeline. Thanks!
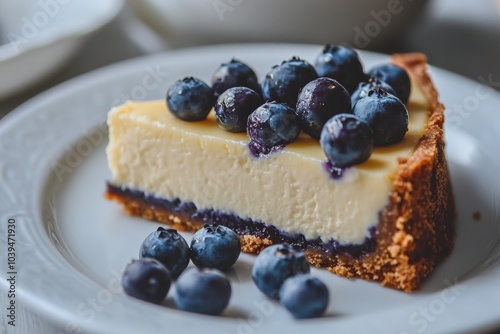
105;53;454;291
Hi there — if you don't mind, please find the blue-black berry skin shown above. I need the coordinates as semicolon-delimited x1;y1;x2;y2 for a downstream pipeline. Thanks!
261;57;318;107
190;224;241;271
215;87;262;132
314;44;366;94
320;114;374;168
251;244;310;299
353;88;409;146
166;77;214;121
247;102;301;149
174;268;231;315
279;274;329;319
212;59;261;99
296;77;351;139
139;227;190;279
351;77;397;106
122;258;171;304
367;64;411;104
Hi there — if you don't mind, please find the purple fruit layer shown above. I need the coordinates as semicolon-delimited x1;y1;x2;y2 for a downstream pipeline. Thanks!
107;183;377;258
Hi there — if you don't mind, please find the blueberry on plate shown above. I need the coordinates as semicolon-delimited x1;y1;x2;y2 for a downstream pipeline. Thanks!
320;113;374;168
353;87;409;146
279;274;329;319
251;244;310;299
247;102;301;154
190;223;241;271
261;57;318;107
215;87;262;132
314;44;366;94
140;227;190;279
122;258;171;304
174;267;231;315
367;63;411;104
296;77;351;139
351;77;396;106
212;59;261;99
166;77;214;121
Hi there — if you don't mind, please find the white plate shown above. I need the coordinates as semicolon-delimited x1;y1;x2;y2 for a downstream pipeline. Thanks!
0;0;123;100
1;44;500;334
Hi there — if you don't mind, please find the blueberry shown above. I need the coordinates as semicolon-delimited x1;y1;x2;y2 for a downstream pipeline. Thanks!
212;59;261;99
261;57;318;107
314;44;366;94
122;258;171;304
320;114;374;168
190;223;241;271
279;274;329;319
353;87;409;146
139;227;190;279
367;64;411;104
351;77;397;106
247;102;301;154
252;244;310;299
174;268;231;315
215;87;262;132
295;77;351;139
166;77;214;121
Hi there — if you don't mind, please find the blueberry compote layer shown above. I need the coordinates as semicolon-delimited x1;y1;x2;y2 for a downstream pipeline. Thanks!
107;184;376;258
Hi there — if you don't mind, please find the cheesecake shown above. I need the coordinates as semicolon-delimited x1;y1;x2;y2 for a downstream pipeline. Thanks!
105;53;455;291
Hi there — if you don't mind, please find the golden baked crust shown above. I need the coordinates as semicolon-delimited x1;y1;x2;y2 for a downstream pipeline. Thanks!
105;53;455;291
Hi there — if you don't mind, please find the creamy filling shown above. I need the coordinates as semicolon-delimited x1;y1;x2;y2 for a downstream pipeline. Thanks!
107;83;428;244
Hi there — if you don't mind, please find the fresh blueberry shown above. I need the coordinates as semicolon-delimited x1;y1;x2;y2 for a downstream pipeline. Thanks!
252;244;310;299
367;64;411;104
190;223;241;271
295;77;351;140
140;227;190;279
320;113;374;168
212;59;261;99
247;102;301;155
314;44;366;94
215;87;262;132
122;258;171;304
353;87;409;146
174;268;231;315
279;274;329;319
166;77;214;121
351;77;397;106
261;57;318;107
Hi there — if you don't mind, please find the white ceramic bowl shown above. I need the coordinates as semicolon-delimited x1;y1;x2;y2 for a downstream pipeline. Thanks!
130;0;428;48
0;0;123;100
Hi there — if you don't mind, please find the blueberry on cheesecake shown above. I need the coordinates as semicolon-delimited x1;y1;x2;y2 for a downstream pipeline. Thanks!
261;57;318;107
295;77;351;140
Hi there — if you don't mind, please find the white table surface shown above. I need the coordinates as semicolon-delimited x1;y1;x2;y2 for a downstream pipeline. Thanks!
1;0;499;333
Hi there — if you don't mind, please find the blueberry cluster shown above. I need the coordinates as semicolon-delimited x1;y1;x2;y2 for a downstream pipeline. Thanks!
252;244;329;318
165;44;411;167
122;225;239;315
122;226;329;319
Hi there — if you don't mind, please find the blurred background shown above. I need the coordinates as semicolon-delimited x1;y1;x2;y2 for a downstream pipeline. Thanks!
0;0;499;120
0;0;499;332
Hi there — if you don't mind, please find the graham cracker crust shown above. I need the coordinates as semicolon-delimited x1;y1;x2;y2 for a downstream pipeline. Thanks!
105;53;455;292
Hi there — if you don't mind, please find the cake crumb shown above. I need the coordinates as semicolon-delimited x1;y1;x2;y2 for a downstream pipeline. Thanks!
473;211;481;221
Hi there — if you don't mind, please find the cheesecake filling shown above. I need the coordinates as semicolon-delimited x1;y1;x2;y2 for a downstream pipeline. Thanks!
107;83;428;245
